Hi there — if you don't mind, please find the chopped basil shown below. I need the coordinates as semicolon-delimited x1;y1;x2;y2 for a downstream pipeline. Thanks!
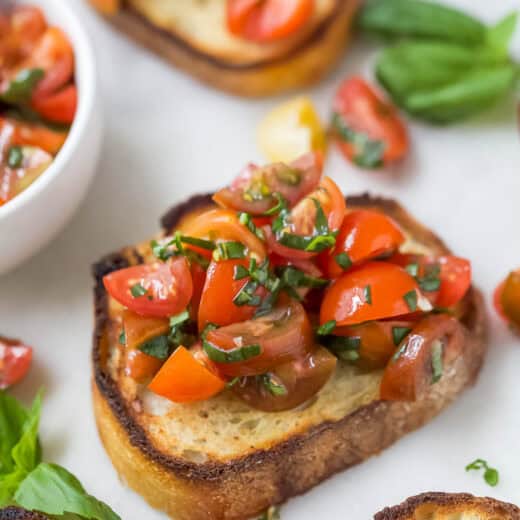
0;68;44;105
279;266;328;290
418;264;441;292
130;283;147;298
317;320;337;335
261;374;288;396
170;310;190;328
138;335;171;360
7;146;24;168
364;285;372;305
233;280;260;306
327;336;361;362
403;290;418;311
180;235;216;251
405;262;419;277
335;252;353;270
276;166;301;186
238;212;265;240
150;238;176;261
169;311;195;350
118;330;126;346
465;459;499;487
203;341;261;363
226;377;240;389
392;326;411;346
233;264;250;280
212;241;246;261
264;193;289;217
431;339;444;383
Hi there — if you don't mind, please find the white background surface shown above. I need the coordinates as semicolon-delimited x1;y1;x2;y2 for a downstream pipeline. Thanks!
2;1;520;518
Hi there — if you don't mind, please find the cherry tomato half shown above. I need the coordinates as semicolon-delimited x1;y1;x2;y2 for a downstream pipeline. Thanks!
227;0;314;43
103;257;193;318
324;209;405;278
205;300;313;376
232;346;336;412
125;350;162;384
264;176;346;261
213;152;322;215
149;346;225;403
332;77;409;168
494;270;520;330
380;314;464;401
31;84;77;124
320;262;430;327
0;337;33;389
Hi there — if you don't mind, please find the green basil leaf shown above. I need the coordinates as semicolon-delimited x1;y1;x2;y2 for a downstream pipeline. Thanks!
0;69;44;105
431;340;444;384
392;326;411;346
357;0;486;45
203;341;261;363
327;336;361;362
138;335;171;360
317;320;336;336
7;146;24;168
0;468;26;506
486;12;518;58
15;463;121;520
0;391;28;473
260;374;288;396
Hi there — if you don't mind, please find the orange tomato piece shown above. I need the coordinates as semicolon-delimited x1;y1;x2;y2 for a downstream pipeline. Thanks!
31;84;77;124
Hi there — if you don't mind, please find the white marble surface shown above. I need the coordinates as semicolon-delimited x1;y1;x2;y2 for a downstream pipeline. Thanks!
2;1;520;518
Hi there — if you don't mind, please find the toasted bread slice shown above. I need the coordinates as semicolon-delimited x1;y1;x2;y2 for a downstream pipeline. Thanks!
0;508;48;520
89;0;360;96
374;492;520;520
92;193;487;520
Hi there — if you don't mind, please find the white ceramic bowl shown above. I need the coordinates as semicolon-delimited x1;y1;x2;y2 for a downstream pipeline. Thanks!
0;0;102;275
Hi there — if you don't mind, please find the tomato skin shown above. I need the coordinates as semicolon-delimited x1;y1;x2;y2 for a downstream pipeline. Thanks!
189;261;207;320
380;315;464;401
122;310;169;351
205;300;313;376
213;152;322;215
493;279;507;322
103;257;193;318
31;84;77;124
198;259;265;331
324;210;405;278
320;262;428;327
495;270;520;330
10;6;46;55
333;77;409;166
227;0;314;43
232;346;336;412
149;346;225;403
125;350;162;383
0;337;33;389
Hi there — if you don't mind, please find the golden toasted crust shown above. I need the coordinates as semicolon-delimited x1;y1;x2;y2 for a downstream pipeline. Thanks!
90;0;360;97
374;492;520;519
0;508;48;520
92;193;487;520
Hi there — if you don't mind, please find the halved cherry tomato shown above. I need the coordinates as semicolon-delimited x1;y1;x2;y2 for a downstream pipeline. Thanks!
0;337;33;389
320;262;431;327
324;210;405;278
232;346;336;412
380;315;464;401
333;320;416;369
31;84;77;124
103;257;193;318
198;259;266;331
149;346;225;403
213;152;322;215
494;270;520;330
122;309;169;351
125;350;162;383
178;208;266;261
227;0;314;43
205;300;313;376
0;117;67;155
332;77;409;168
264;176;346;261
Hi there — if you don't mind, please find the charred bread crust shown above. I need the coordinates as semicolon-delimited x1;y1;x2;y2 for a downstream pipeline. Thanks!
0;508;48;520
374;492;520;519
92;194;487;519
92;0;360;97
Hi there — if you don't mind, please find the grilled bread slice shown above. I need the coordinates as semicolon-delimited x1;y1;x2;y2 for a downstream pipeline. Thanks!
374;492;520;520
0;508;48;520
92;193;487;520
89;0;360;96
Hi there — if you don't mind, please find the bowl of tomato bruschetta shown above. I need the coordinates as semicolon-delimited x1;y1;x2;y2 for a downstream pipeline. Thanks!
0;0;102;275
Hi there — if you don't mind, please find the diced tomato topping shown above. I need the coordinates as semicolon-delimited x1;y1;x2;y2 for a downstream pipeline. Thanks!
31;84;77;124
0;337;33;389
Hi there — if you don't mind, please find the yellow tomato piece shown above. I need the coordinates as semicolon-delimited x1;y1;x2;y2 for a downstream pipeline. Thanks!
257;96;326;163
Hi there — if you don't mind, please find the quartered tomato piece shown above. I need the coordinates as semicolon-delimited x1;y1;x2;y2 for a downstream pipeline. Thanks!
332;77;409;168
264;176;346;260
380;315;464;401
333;320;416;369
494;269;520;330
0;337;33;389
31;84;77;124
320;262;431;327
213;152;322;215
198;259;266;331
149;346;225;403
227;0;314;43
324;209;405;278
257;96;327;163
178;208;267;261
103;257;193;318
204;300;313;376
125;350;162;384
232;346;336;412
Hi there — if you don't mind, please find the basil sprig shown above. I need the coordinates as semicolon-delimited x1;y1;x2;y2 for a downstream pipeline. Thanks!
466;459;499;487
0;391;120;519
358;0;519;123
